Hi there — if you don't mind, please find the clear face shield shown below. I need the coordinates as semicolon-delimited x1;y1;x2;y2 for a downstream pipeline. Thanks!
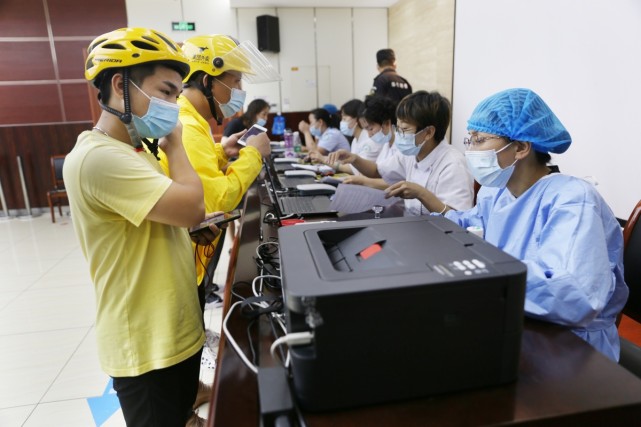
220;40;281;84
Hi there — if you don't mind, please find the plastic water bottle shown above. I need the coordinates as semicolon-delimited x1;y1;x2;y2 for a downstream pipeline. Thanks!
272;112;285;136
283;129;295;157
293;131;302;154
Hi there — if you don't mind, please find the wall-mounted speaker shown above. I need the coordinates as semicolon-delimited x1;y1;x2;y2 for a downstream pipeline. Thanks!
257;15;280;53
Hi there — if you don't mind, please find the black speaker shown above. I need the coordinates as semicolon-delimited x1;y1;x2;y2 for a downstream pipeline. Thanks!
257;15;280;53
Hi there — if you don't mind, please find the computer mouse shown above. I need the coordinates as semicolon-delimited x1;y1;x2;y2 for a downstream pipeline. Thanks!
296;183;337;195
274;157;301;163
285;170;316;177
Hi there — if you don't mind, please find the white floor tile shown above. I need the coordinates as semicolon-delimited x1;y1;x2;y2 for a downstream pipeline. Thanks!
41;327;107;403
0;291;21;311
0;405;35;427
0;327;89;408
23;398;125;427
0;285;95;335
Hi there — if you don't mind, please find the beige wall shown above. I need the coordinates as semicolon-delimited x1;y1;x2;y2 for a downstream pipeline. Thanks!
388;0;455;102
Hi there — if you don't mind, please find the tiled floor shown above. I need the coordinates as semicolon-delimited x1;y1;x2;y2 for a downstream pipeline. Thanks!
0;211;227;426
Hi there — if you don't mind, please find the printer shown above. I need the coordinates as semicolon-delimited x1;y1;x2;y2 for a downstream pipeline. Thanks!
278;215;526;411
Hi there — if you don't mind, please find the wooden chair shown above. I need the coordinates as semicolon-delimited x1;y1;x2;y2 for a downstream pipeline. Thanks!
46;155;67;223
618;200;641;375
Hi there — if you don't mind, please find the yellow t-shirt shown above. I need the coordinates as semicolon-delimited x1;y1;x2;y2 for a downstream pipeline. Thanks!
158;96;263;284
64;131;204;377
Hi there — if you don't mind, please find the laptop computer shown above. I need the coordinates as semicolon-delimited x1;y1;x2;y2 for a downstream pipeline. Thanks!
263;161;337;217
265;156;316;190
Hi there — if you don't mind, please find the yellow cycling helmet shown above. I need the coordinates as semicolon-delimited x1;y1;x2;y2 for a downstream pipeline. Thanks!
85;27;190;87
182;34;280;84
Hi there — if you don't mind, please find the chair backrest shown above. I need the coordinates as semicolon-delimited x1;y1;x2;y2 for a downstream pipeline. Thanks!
50;155;66;190
623;200;641;323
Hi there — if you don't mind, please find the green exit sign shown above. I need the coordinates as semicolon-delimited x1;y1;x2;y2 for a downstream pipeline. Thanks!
172;21;196;31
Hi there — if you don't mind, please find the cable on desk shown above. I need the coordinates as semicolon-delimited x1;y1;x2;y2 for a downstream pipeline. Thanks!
253;274;282;300
270;332;315;362
223;301;258;374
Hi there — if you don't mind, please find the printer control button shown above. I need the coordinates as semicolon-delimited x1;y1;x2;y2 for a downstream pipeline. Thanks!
453;261;465;270
472;259;486;269
463;260;476;269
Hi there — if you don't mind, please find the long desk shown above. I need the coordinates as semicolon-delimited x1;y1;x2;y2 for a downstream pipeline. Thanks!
208;181;641;426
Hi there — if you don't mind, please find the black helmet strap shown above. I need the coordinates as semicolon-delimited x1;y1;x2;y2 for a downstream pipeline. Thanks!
199;74;222;126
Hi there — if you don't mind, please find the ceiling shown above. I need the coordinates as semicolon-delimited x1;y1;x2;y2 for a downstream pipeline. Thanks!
229;0;399;7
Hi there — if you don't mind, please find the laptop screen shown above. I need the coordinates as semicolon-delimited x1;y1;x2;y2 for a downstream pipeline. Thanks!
262;161;284;225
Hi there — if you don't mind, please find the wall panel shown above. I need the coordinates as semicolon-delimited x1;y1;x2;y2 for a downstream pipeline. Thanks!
0;0;48;37
236;8;281;113
353;9;388;100
61;84;92;122
315;8;353;108
0;85;62;125
48;0;127;37
389;0;454;101
54;40;91;80
278;8;316;112
0;0;126;126
0;42;56;81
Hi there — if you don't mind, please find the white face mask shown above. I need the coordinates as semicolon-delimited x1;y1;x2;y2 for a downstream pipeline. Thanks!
465;142;517;188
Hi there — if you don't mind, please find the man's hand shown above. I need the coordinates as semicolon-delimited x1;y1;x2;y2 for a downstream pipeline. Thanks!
222;129;247;158
189;211;224;246
158;121;183;152
245;132;271;158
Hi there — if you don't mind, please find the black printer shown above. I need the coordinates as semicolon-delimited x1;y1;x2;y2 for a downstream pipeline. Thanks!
278;215;526;411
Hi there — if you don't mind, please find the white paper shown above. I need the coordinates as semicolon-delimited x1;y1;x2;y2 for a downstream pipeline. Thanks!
329;184;401;214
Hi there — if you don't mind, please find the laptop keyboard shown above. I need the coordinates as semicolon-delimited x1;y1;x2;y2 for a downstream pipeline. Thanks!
280;197;316;214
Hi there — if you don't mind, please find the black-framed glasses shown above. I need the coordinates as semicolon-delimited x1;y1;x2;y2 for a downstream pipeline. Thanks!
463;135;508;148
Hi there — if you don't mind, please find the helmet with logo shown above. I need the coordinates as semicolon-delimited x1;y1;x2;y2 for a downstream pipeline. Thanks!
85;27;190;87
182;34;280;84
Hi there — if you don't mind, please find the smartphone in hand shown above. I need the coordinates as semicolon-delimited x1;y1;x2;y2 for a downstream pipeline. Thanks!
237;124;267;146
189;210;242;236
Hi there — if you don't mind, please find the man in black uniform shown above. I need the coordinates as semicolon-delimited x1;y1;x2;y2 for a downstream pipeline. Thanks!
370;48;412;103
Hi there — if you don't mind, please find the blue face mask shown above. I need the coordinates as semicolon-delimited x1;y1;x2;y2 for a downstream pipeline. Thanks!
340;120;354;137
215;79;246;118
395;128;428;156
130;81;180;138
256;118;267;127
310;125;322;138
465;142;517;188
370;127;392;145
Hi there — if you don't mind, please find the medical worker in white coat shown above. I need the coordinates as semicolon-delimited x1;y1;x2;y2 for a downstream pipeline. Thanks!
329;91;474;214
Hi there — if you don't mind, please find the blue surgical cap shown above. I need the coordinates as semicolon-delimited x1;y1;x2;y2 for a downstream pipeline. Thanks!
467;88;572;154
321;103;339;115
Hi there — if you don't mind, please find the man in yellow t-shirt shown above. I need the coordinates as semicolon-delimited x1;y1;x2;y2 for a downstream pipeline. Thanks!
158;35;280;307
64;28;215;426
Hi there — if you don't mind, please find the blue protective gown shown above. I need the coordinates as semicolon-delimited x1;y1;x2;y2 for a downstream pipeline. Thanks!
445;173;628;361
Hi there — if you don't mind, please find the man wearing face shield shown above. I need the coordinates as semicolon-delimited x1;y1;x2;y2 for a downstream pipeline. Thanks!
409;88;628;362
157;35;280;309
63;28;218;426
